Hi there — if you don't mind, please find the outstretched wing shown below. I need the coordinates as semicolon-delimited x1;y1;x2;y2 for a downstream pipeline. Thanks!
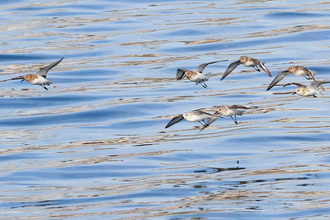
165;115;184;128
0;75;25;82
194;110;214;117
283;82;306;88
176;68;186;80
304;67;325;91
256;60;272;77
229;105;257;109
36;57;64;78
195;60;226;73
220;60;241;81
267;70;291;91
309;80;330;90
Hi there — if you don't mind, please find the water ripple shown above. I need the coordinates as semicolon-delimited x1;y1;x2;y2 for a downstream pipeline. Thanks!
1;0;330;219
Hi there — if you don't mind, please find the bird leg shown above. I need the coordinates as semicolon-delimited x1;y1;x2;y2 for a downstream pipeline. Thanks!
304;75;312;80
200;81;207;88
41;85;48;90
231;115;238;124
198;121;205;127
253;66;261;72
199;120;208;127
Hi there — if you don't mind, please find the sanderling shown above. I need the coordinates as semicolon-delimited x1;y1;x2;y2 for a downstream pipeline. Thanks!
221;56;271;80
177;60;225;88
1;57;64;90
210;105;255;124
283;80;330;97
267;66;324;91
165;110;219;130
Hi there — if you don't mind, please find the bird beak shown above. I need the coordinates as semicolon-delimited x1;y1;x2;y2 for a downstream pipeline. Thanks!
292;92;296;95
21;79;25;82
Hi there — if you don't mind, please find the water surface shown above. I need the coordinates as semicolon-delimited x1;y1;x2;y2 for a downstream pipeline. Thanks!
1;0;330;219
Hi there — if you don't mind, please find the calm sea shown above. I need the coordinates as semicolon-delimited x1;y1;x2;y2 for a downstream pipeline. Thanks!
1;0;330;219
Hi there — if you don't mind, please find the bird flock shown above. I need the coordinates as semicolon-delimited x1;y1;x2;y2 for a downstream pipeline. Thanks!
165;55;330;131
0;56;329;132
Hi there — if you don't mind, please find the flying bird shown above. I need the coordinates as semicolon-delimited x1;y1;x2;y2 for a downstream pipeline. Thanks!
165;110;219;130
283;80;330;97
210;105;256;125
0;57;64;90
177;60;225;88
267;66;324;91
221;56;271;80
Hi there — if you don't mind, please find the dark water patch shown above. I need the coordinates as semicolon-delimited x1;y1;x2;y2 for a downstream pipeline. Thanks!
0;106;138;127
9;6;49;12
65;25;121;33
111;119;159;130
0;94;107;109
0;0;22;5
194;166;244;174
59;68;120;78
164;29;330;53
5;187;192;210
165;29;207;36
56;3;110;11
228;134;321;145
39;11;97;17
0;54;59;64
68;51;108;59
0;153;41;162
0;164;156;184
266;12;329;19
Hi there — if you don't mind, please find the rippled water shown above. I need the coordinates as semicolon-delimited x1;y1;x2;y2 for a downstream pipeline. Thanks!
1;0;330;219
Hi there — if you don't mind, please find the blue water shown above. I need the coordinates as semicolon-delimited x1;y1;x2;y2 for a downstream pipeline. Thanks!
1;0;330;219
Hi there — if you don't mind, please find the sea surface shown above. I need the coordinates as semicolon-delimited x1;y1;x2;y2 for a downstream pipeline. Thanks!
1;0;330;219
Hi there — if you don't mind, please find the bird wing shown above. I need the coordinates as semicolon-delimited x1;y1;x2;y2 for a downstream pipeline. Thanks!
267;70;291;91
305;68;325;91
283;82;306;88
229;105;257;109
309;80;330;89
176;68;186;80
255;60;272;77
36;57;64;78
195;60;226;73
0;75;25;82
194;110;214;117
165;115;184;128
220;60;241;80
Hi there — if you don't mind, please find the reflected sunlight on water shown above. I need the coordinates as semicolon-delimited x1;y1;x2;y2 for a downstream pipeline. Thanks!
1;0;330;219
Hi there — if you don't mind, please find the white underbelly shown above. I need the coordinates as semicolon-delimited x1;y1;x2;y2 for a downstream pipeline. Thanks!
30;76;51;85
190;73;208;82
243;60;255;67
294;69;306;76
